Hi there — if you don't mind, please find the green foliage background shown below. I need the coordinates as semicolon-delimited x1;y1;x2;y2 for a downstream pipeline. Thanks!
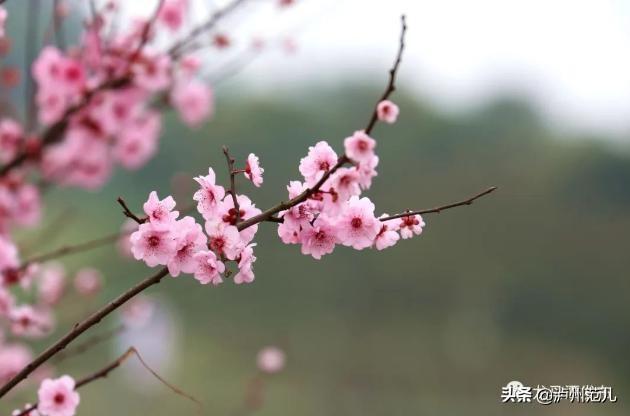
7;86;630;415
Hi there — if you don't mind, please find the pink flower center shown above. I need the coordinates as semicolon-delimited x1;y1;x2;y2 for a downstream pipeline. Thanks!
315;230;327;241
210;236;225;253
54;392;65;405
319;161;330;171
222;208;245;225
3;268;20;285
402;216;419;227
357;140;368;151
351;217;363;229
147;235;160;247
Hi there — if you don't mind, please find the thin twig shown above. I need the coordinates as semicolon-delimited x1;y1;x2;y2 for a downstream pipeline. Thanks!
0;267;170;398
223;146;241;223
364;15;406;135
15;347;202;416
168;0;249;57
20;231;128;270
51;324;126;365
380;186;498;221
117;197;147;224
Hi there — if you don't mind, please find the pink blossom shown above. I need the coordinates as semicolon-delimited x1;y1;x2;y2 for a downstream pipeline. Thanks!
299;216;338;259
143;191;179;230
398;214;425;239
117;220;139;258
244;153;264;187
41;131;113;189
344;130;376;163
32;47;64;86
0;7;7;38
329;167;361;201
374;214;400;250
37;375;80;416
217;195;261;244
130;222;177;267
204;220;241;260
257;346;286;374
12;183;42;227
158;0;188;31
132;53;171;92
376;100;400;124
233;243;256;284
36;89;68;125
97;90;143;135
9;305;52;338
74;268;102;296
192;250;225;285
299;141;338;186
336;196;380;250
168;216;207;277
178;55;201;78
193;168;225;219
0;286;15;316
356;154;379;190
0;343;32;383
58;58;86;95
37;263;66;306
0;235;19;273
0;119;23;163
113;111;161;170
171;79;213;128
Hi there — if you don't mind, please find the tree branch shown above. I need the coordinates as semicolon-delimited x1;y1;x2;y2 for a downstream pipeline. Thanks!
117;197;147;224
51;324;126;365
223;146;241;223
0;267;170;398
20;231;125;270
379;186;498;221
14;346;201;416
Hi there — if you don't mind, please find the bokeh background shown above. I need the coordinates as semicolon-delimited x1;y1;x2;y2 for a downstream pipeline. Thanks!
3;1;630;415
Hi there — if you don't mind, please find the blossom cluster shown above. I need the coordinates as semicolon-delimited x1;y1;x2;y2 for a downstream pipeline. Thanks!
0;255;105;386
29;1;212;189
130;99;425;284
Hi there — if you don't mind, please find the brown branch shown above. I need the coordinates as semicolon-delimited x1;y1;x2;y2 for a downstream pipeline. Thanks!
117;197;147;224
223;146;241;223
0;267;170;398
379;186;498;221
15;347;202;416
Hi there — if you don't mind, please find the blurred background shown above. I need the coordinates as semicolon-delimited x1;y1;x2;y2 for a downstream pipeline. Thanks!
3;0;630;415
